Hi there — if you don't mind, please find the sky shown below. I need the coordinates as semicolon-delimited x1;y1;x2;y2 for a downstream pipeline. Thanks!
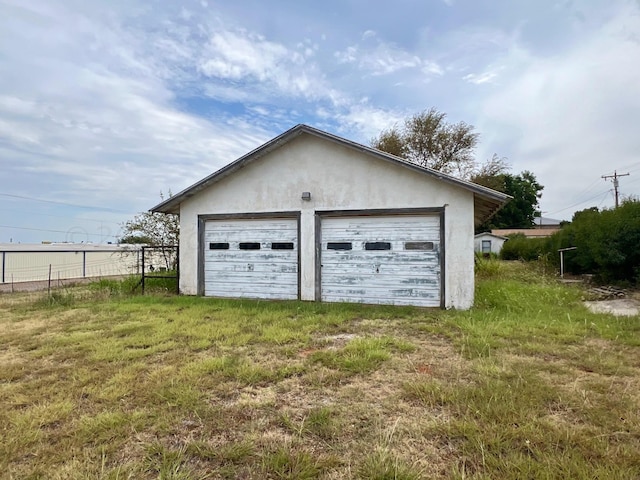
1;0;640;244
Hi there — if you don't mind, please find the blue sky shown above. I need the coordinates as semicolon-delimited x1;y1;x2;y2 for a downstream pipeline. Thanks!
1;0;639;243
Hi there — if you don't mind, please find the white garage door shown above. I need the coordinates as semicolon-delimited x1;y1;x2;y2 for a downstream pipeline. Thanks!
204;218;298;300
321;215;441;307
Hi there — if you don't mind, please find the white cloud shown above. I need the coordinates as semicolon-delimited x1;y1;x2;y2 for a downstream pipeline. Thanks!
199;30;289;81
477;1;640;217
422;61;445;76
463;70;500;84
335;36;442;77
0;1;274;213
336;103;406;140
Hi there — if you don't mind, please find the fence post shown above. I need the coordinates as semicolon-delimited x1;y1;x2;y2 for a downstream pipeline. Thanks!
48;264;52;295
82;251;86;277
141;247;145;295
176;245;180;295
1;251;5;284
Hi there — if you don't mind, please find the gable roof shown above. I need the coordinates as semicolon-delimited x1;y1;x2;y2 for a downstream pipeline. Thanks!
474;232;509;241
151;124;511;225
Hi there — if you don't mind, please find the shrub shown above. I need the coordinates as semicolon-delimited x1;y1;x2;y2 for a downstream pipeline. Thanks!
540;200;640;284
499;234;547;261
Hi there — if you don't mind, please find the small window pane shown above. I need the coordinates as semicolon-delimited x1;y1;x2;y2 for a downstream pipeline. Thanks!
405;241;434;251
365;242;391;250
239;242;261;250
327;242;352;250
209;242;229;250
482;240;491;253
272;242;294;250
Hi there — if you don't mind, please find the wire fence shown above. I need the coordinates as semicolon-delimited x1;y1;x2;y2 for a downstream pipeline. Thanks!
0;247;175;285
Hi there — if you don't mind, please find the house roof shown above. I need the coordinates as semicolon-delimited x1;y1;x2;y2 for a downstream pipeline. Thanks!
151;124;511;225
492;228;559;238
474;232;508;241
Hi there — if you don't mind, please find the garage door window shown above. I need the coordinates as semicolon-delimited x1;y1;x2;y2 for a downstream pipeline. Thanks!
239;242;261;250
209;242;229;250
364;242;391;250
327;242;352;250
405;241;434;251
272;242;294;250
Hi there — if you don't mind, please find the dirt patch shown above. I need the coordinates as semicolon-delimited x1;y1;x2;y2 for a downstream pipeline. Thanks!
584;298;640;317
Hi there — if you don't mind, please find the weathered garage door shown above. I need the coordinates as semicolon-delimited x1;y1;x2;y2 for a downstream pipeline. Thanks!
320;215;441;307
204;218;298;299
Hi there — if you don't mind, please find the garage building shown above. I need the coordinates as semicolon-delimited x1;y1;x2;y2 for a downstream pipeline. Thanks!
151;124;509;309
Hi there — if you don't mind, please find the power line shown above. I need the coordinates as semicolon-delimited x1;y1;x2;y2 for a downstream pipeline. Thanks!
0;224;120;239
545;189;612;216
563;177;604;208
0;207;122;225
0;193;134;214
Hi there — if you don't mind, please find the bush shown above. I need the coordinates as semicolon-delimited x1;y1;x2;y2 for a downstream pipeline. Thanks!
543;200;640;284
499;234;547;261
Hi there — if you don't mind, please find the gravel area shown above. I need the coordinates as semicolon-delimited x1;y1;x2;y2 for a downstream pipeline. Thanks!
584;298;640;317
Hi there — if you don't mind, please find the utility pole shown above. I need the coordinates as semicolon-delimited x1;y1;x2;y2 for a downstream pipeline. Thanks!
602;170;630;208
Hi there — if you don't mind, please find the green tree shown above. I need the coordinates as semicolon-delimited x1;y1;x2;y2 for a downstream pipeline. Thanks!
470;154;510;191
120;211;178;247
475;171;544;230
119;234;153;244
371;107;479;178
120;192;179;270
372;108;544;229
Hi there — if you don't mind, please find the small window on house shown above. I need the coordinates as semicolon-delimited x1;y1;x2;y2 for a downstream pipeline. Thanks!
239;242;261;250
327;242;352;250
209;242;229;250
482;240;491;253
405;241;435;251
272;242;294;250
365;242;391;250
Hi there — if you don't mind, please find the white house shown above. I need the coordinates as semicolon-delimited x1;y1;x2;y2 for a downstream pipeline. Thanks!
474;232;508;255
151;125;509;309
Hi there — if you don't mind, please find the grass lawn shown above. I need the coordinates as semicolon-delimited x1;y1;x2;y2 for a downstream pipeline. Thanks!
1;261;639;479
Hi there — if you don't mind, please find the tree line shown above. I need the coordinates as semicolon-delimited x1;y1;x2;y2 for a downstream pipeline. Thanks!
501;200;640;285
371;108;543;231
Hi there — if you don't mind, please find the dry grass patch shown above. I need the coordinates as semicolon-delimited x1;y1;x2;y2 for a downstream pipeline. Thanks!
1;269;639;478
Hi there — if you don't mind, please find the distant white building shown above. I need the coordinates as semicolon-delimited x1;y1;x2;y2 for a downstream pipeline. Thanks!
0;243;141;283
534;216;562;228
474;233;508;255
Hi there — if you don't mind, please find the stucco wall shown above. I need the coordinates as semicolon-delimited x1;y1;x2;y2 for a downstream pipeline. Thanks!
178;133;476;309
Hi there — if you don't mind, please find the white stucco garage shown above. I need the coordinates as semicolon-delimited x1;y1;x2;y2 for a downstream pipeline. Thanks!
151;124;509;309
